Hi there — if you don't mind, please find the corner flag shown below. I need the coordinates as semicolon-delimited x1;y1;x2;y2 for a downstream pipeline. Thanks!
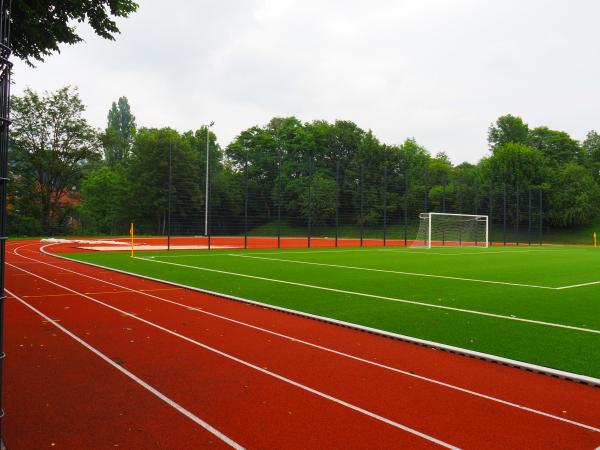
130;223;134;256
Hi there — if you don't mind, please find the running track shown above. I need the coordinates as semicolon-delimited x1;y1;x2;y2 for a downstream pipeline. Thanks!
4;239;600;449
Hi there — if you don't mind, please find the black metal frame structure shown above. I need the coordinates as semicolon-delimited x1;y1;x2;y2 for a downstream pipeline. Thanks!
0;0;11;442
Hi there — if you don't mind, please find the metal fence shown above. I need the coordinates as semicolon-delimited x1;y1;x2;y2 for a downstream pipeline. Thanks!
164;152;544;249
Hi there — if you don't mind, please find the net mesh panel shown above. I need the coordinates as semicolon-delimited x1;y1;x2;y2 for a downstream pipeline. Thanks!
162;141;545;250
412;214;488;247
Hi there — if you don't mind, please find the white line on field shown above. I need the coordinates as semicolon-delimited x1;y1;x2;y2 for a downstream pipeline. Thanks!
10;244;600;430
556;281;600;289
378;249;565;256
130;256;600;334
145;248;375;258
225;253;600;290
7;262;460;449
4;288;244;450
143;247;563;259
227;254;557;290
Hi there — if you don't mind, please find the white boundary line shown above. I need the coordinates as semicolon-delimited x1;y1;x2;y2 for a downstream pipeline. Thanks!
145;247;565;259
138;249;600;290
556;281;600;290
226;254;557;290
37;243;600;387
6;261;459;450
4;288;244;450
7;247;600;432
130;255;599;335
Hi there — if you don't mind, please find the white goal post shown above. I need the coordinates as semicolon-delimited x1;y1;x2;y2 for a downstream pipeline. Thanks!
412;212;489;248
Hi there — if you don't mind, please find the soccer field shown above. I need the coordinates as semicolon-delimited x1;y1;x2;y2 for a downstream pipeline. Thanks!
62;245;600;378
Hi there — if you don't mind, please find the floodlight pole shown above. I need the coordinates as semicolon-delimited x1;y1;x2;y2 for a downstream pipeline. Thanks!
204;121;214;236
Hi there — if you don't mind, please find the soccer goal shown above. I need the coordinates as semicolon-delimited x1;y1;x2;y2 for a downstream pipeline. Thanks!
412;213;489;248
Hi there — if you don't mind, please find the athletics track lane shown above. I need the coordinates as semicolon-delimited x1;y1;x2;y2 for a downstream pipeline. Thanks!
5;240;600;449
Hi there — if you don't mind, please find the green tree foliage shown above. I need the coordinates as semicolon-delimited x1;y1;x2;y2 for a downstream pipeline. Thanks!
546;164;600;227
583;131;600;181
12;105;600;237
483;142;546;188
528;126;582;165
125;128;201;233
12;0;139;65
80;166;129;234
9;86;101;232
488;114;529;150
103;97;136;165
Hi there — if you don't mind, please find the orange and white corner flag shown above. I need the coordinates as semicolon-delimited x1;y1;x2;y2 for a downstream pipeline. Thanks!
130;222;134;256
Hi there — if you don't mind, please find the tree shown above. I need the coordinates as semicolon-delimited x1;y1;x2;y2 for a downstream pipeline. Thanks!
10;86;101;231
528;126;582;165
583;131;600;161
546;164;600;227
126;128;202;234
12;0;139;65
103;96;136;165
582;131;600;181
80;166;129;233
483;142;546;188
488;114;529;150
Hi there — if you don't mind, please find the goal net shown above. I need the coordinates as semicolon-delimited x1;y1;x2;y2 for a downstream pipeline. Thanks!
412;213;489;248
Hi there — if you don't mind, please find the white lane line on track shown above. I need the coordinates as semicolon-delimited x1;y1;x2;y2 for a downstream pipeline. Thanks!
227;254;557;289
8;249;600;432
6;261;460;449
128;256;600;335
9;245;600;432
5;288;244;450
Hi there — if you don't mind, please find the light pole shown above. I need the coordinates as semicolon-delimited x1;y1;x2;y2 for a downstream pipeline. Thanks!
204;121;215;236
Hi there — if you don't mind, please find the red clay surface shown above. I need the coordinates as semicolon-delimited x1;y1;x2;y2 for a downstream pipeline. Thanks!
4;238;600;449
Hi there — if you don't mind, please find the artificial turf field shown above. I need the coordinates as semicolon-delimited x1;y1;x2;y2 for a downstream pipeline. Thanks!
62;245;600;379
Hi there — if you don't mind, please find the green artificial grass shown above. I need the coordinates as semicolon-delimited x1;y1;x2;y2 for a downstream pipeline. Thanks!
63;245;600;378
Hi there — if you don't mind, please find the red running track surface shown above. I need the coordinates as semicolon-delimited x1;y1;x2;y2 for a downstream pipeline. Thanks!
4;239;600;449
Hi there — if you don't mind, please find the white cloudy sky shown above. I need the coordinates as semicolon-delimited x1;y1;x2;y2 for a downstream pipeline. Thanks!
12;0;600;163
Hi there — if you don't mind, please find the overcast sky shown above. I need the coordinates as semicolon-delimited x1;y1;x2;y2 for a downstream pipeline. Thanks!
12;0;600;163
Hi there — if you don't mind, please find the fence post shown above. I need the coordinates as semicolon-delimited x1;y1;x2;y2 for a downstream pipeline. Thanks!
474;183;479;246
528;188;532;246
167;141;172;251
383;163;388;247
277;151;282;249
488;183;493;246
360;163;364;247
404;161;408;246
307;153;312;249
515;185;520;246
335;159;340;248
539;189;543;245
207;154;211;251
244;156;248;249
503;183;507;246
